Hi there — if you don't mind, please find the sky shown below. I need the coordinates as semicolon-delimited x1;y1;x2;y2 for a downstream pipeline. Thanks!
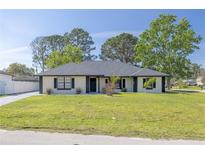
0;9;205;70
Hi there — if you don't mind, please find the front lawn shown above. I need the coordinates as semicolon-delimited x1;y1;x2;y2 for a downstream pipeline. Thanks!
1;92;205;140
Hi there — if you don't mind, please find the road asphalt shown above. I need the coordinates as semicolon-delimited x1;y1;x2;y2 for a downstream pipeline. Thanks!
0;129;205;145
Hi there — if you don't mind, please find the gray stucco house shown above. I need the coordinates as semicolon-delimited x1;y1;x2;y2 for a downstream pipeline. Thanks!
37;61;168;94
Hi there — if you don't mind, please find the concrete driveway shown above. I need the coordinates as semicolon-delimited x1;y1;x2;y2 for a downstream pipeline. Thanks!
0;92;39;106
0;129;205;145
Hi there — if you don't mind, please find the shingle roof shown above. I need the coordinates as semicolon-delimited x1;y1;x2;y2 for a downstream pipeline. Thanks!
12;76;39;82
37;61;168;77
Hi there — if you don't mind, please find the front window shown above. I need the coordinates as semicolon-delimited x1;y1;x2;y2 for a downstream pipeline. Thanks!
115;79;121;89
57;77;64;89
65;77;71;89
57;77;72;89
143;78;156;89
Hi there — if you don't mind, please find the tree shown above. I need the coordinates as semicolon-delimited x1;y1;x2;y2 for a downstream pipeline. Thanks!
135;14;202;88
30;37;49;72
65;28;96;60
100;33;138;64
45;50;63;69
30;35;67;72
105;76;119;96
190;63;201;79
46;44;83;68
44;35;66;52
5;63;35;76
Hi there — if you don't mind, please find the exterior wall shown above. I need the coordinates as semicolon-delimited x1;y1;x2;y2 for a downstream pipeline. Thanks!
0;74;39;95
99;77;107;93
42;76;54;93
42;76;163;94
137;77;162;93
4;81;39;94
42;76;86;94
75;76;86;93
122;77;133;92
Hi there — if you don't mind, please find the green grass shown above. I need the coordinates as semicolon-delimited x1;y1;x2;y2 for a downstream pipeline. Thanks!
1;92;205;140
172;86;201;90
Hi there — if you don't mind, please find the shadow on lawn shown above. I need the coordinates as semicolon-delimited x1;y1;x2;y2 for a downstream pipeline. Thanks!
108;93;123;97
166;90;199;95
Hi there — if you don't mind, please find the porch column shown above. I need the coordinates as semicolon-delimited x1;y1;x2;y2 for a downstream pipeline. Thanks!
98;77;100;93
39;76;43;94
86;76;89;93
133;77;138;92
162;76;165;92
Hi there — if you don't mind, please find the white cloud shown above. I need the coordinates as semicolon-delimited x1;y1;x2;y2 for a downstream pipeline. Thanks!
0;46;33;69
92;30;142;39
0;46;30;55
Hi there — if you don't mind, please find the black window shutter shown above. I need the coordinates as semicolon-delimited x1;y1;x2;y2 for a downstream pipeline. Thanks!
72;78;75;88
54;78;57;89
143;78;146;88
105;79;108;84
119;79;122;89
143;78;146;83
162;77;165;92
123;79;126;88
153;81;156;88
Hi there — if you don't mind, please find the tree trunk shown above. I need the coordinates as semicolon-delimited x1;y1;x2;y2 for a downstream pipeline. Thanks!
167;77;171;90
42;58;45;72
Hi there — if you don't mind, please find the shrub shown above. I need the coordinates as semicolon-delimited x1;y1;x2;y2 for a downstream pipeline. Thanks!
176;80;188;89
101;87;106;94
121;88;127;92
199;85;205;90
105;82;114;96
46;88;52;95
178;84;188;89
76;88;81;94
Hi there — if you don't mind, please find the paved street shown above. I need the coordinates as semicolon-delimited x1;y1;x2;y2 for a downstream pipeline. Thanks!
0;92;38;106
0;129;205;145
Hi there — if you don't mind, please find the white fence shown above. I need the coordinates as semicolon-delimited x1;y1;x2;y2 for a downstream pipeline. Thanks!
0;80;39;95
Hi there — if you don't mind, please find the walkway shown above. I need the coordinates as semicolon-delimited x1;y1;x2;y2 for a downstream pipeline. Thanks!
0;92;39;106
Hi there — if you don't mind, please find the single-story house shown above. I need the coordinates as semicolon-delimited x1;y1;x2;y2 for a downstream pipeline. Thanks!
37;61;168;94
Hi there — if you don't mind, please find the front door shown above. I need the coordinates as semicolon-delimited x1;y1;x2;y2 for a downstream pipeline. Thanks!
90;78;96;92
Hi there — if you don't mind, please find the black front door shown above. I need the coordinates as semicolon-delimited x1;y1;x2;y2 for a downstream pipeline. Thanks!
90;78;96;92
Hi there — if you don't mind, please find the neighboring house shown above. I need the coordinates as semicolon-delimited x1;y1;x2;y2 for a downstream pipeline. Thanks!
0;71;11;95
0;70;39;95
37;61;168;94
183;79;197;86
197;76;205;86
